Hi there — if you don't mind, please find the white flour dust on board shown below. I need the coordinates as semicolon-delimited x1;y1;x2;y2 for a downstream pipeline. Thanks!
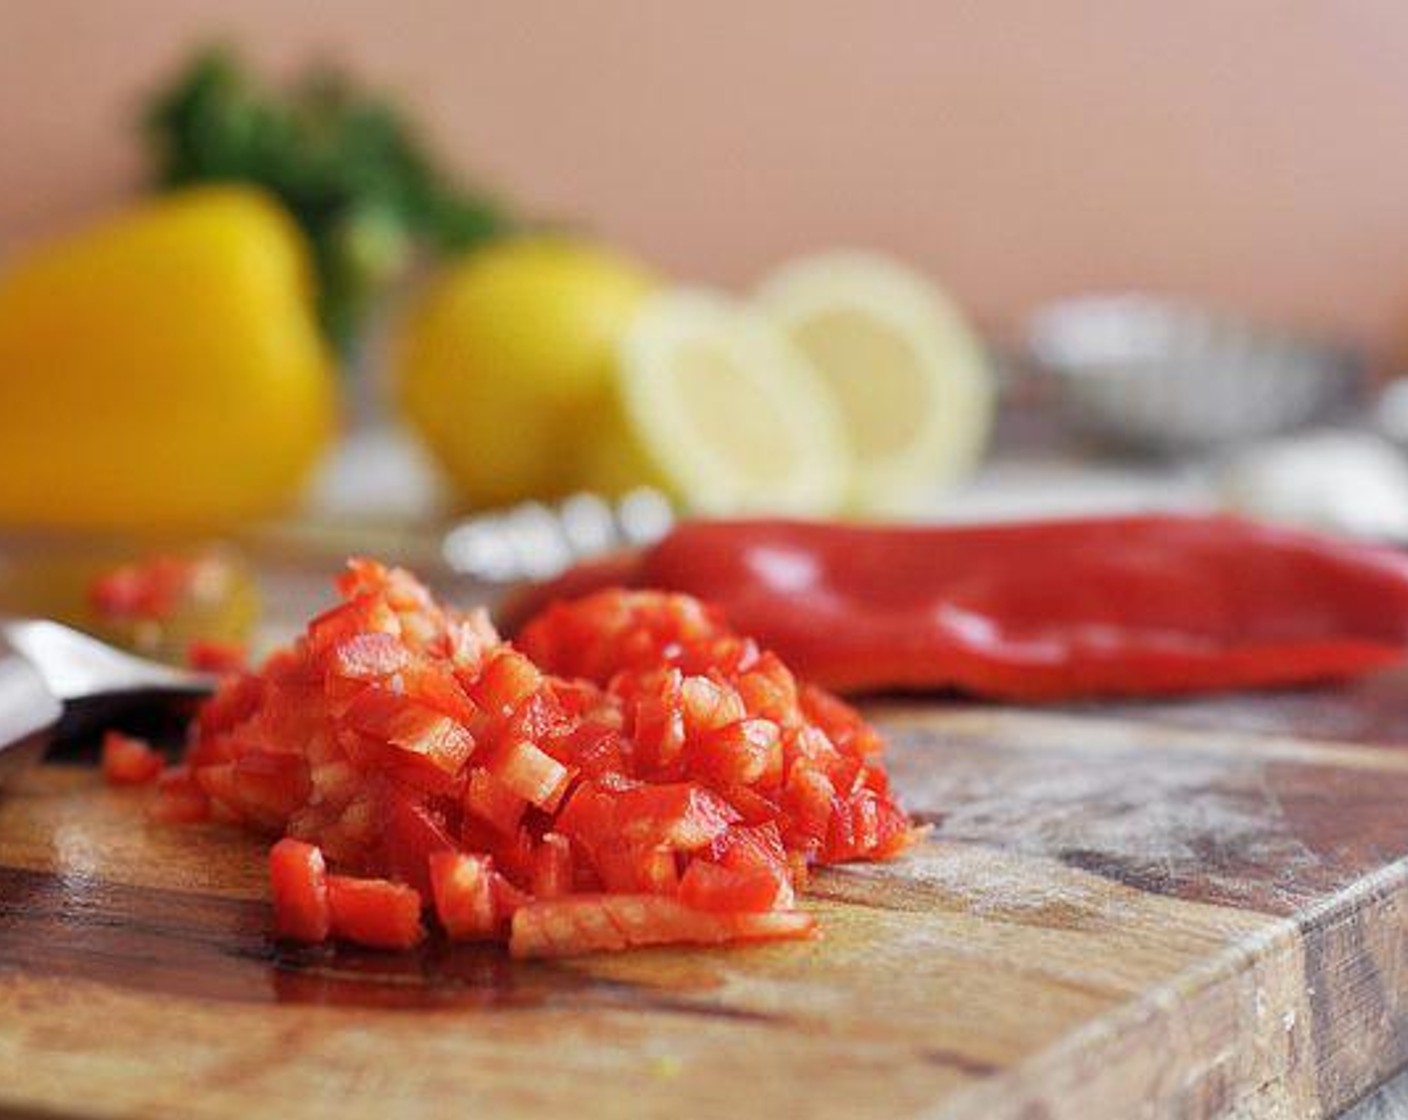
875;717;1368;912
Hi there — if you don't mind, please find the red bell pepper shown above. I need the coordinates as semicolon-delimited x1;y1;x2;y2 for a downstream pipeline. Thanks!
505;515;1408;701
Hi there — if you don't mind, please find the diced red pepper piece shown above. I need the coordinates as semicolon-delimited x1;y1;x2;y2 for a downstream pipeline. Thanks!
192;752;311;831
799;684;885;758
445;613;496;674
623;669;686;775
306;593;400;656
593;841;679;895
187;639;248;674
531;833;573;898
555;780;739;864
509;895;817;958
679;860;787;913
463;768;527;835
196;673;264;738
379;793;457;901
682;822;795;912
343;689;475;777
780;762;836;856
561;718;629;779
679;675;746;736
89;554;201;622
612;782;740;851
487;739;571;810
733;653;799;724
399;663;479;725
329;632;411;680
101;731;164;786
552;780;615;845
327;875;425;950
428;851;497;940
823;790;914;862
692;718;782;788
469;648;542;716
269;838;331;942
235;752;312;824
483;824;537;887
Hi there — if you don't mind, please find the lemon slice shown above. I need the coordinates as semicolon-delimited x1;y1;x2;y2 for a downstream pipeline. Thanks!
603;289;850;516
755;251;994;515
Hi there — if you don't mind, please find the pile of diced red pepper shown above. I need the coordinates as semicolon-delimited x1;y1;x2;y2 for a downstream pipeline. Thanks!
115;559;912;957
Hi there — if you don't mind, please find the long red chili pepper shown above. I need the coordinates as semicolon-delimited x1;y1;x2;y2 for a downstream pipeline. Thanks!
504;516;1408;701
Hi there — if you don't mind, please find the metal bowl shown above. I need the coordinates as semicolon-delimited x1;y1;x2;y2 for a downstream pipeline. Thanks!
1026;295;1365;455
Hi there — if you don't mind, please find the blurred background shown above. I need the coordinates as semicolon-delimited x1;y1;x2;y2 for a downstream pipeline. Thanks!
7;0;1408;351
5;0;1408;650
8;0;1408;350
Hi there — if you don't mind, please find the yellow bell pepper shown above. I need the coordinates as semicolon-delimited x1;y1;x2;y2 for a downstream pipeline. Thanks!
0;186;336;528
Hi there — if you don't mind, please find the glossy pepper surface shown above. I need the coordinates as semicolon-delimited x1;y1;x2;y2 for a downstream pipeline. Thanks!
507;516;1408;701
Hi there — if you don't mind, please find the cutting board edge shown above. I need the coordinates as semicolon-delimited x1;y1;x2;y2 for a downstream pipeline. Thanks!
933;852;1408;1120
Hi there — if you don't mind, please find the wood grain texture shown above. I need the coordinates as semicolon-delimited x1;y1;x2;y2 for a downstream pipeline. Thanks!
4;698;1408;1119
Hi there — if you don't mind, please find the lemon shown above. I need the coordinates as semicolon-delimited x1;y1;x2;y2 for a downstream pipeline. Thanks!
583;289;849;516
396;237;656;508
755;251;994;516
0;186;336;529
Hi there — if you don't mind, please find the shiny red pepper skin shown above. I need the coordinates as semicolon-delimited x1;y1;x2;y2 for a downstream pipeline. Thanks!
506;516;1408;701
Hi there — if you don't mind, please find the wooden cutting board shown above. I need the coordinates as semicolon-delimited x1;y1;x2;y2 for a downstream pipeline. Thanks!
5;678;1408;1119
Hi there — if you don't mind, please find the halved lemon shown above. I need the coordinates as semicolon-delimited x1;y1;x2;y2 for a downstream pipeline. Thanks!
755;251;994;515
589;289;850;516
397;236;656;508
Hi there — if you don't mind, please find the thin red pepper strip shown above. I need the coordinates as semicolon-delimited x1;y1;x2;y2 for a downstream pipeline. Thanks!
504;515;1408;701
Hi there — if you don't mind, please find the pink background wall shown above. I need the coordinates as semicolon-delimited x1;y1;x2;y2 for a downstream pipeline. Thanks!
5;1;1408;360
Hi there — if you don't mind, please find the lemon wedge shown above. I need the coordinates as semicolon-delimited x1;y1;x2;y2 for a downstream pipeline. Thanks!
595;289;850;516
755;251;994;515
